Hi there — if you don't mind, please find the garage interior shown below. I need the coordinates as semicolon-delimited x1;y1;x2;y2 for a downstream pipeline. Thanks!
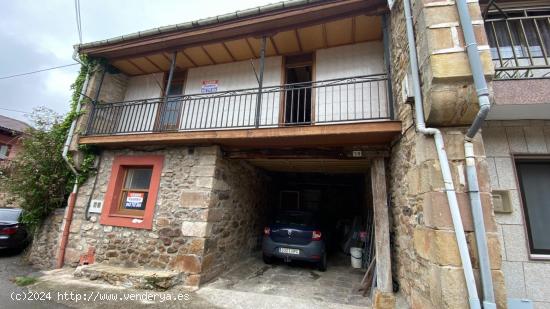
206;153;386;307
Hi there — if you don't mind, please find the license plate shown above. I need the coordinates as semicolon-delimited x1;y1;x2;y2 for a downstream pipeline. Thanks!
279;248;300;255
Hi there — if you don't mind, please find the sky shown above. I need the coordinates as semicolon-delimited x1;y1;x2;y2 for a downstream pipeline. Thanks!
0;0;275;125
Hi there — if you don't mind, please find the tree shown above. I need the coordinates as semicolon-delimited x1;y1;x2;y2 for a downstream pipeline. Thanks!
1;107;73;231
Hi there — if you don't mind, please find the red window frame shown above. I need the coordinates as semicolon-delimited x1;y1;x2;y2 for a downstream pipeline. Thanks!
100;155;164;230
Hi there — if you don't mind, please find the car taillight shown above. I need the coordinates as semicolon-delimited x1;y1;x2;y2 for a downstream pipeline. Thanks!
312;230;322;241
0;226;18;235
264;227;270;236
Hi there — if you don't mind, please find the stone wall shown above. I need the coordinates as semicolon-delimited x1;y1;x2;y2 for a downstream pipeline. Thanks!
201;156;270;283
483;120;550;308
410;0;494;126
388;0;506;308
27;144;270;288
61;146;220;288
25;208;65;269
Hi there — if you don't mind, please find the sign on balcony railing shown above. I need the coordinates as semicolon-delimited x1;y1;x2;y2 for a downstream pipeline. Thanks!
85;74;390;136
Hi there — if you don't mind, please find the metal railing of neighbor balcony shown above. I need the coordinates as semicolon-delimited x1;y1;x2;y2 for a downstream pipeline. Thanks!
85;74;390;136
485;7;550;79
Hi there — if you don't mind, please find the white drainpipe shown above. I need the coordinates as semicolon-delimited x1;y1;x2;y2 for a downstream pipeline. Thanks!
403;0;481;308
455;0;496;307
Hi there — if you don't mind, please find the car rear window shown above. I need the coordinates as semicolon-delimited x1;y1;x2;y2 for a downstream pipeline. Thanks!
0;209;21;222
275;212;314;226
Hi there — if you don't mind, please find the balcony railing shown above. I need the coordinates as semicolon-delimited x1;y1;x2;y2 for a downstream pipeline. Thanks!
85;74;390;136
485;9;550;79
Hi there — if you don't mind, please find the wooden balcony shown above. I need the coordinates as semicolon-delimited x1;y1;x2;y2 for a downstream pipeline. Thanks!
79;74;401;148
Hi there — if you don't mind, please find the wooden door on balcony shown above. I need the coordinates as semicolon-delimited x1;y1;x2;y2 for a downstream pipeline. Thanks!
284;54;313;125
158;72;186;131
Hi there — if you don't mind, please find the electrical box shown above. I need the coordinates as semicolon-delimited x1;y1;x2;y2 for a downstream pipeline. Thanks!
89;200;104;214
401;70;415;104
492;190;513;213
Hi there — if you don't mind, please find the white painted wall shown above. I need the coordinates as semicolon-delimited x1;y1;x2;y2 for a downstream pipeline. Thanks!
181;57;282;129
114;43;388;132
483;120;550;309
123;73;163;101
315;41;387;122
118;73;164;132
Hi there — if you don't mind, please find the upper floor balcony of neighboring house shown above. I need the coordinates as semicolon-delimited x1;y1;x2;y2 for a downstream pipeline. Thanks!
482;1;550;119
76;0;401;149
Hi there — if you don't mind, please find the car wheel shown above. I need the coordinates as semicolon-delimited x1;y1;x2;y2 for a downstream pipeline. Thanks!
318;252;327;271
263;253;273;264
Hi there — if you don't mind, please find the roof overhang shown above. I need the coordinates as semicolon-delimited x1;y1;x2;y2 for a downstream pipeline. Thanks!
77;0;389;60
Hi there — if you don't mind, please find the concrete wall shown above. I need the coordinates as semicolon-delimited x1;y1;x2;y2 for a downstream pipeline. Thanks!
315;41;387;121
483;120;550;309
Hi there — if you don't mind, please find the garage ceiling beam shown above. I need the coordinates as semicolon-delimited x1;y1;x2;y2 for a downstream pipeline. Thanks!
223;148;389;159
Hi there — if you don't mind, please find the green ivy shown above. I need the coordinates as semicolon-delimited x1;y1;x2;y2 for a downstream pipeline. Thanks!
0;56;103;232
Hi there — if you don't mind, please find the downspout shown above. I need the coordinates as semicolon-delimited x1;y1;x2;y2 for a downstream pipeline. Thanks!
456;0;496;308
403;0;481;308
56;49;91;268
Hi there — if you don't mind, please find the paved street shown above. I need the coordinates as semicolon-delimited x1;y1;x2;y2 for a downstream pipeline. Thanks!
0;249;68;309
0;249;386;309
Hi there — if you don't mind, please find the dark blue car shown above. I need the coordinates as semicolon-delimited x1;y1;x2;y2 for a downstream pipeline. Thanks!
0;208;29;251
262;210;327;271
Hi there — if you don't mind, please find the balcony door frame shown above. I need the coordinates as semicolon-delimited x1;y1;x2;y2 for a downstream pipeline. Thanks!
278;53;316;126
155;70;187;131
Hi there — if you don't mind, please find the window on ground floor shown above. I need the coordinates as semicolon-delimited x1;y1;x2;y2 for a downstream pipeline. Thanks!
100;155;164;230
515;157;550;258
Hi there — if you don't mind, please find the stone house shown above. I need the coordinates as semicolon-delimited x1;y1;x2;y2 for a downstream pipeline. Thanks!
28;0;550;308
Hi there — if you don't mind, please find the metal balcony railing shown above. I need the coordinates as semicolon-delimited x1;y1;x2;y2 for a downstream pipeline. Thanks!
485;8;550;79
85;74;391;136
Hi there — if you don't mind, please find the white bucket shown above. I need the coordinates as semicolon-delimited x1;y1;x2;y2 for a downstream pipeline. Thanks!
350;247;362;268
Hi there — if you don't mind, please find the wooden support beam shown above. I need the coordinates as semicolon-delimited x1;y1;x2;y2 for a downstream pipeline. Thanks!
245;38;258;58
144;56;163;71
351;16;357;44
322;24;328;48
126;59;146;74
269;36;280;55
221;42;236;61
79;121;402;148
370;157;392;294
224;148;389;159
201;46;216;64
181;50;198;67
294;29;303;53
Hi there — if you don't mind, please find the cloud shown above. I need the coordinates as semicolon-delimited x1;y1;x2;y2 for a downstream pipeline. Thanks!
0;0;274;124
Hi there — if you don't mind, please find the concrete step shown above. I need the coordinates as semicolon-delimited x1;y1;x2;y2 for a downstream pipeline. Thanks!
74;264;182;290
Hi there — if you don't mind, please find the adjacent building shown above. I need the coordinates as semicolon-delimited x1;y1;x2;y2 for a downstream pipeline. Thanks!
0;114;30;207
27;0;550;308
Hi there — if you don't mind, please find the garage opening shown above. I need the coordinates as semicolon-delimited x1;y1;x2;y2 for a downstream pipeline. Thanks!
265;172;375;270
206;157;381;307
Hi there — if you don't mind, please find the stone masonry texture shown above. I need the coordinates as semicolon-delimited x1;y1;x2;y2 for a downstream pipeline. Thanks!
483;120;550;308
27;145;269;289
389;0;506;308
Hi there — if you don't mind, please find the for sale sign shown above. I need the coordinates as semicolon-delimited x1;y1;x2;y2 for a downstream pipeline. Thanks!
201;80;219;93
124;192;146;210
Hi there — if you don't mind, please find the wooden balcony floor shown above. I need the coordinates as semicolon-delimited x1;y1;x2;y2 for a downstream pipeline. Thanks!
79;121;401;149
